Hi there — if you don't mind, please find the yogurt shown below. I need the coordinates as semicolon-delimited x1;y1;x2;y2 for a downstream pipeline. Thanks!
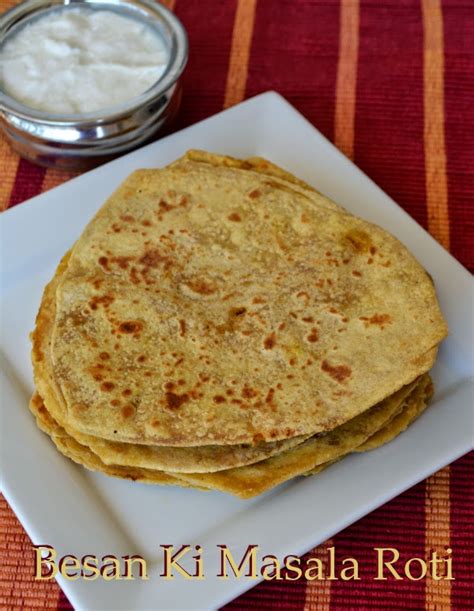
0;7;169;114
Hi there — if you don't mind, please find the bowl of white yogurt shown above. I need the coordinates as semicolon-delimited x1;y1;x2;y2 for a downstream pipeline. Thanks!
0;0;188;169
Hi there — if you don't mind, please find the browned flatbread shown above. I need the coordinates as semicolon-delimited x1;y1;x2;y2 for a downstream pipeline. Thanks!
36;151;445;448
30;373;432;497
31;253;311;474
355;375;433;451
170;376;431;498
29;151;445;499
29;393;188;486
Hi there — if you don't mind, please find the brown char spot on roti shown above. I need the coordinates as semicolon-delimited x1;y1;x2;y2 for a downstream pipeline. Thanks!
100;381;115;391
265;388;275;403
139;249;168;268
186;279;216;295
121;405;134;419
248;189;261;199
263;332;276;349
230;306;246;317
321;360;352;383
117;320;143;335
98;256;110;271
165;392;189;410
89;294;114;310
158;199;173;212
242;385;258;399
359;313;392;329
113;256;132;269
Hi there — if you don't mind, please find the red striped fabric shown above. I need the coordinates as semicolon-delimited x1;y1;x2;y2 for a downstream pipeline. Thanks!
443;2;474;270
0;0;472;609
173;0;237;128
246;0;339;141
8;159;46;209
450;454;474;610
355;0;427;229
330;483;428;608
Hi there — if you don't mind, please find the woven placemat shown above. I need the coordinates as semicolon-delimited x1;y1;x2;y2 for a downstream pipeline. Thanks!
1;0;472;608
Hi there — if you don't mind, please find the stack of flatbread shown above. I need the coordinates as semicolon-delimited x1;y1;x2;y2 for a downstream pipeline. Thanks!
30;151;447;498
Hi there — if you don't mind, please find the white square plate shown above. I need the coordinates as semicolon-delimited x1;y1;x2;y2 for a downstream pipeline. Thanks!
1;92;472;611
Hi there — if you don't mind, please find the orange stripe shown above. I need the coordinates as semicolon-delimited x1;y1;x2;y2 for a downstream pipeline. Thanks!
160;0;176;10
334;0;360;160
425;467;451;609
422;3;451;603
0;0;17;11
41;168;78;194
305;6;359;603
422;0;450;250
223;0;257;108
303;539;333;611
0;136;20;212
305;3;359;605
0;495;63;610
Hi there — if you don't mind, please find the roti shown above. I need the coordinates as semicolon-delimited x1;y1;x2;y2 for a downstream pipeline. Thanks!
173;375;432;497
29;393;186;486
355;375;433;451
39;151;446;447
30;375;432;497
32;253;310;474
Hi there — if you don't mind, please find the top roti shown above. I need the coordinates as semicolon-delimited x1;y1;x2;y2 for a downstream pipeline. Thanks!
48;151;447;446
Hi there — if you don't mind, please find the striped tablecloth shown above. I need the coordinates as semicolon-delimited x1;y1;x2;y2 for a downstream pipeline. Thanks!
1;0;472;609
